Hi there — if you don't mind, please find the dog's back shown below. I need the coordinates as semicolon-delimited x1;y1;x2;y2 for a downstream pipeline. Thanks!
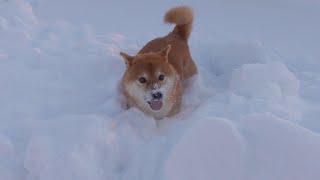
138;6;198;80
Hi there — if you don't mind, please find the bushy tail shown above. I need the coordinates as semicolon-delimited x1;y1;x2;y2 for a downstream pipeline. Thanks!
164;6;193;40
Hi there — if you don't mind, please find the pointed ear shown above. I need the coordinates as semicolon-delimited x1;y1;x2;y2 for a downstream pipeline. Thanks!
120;52;134;68
158;45;171;61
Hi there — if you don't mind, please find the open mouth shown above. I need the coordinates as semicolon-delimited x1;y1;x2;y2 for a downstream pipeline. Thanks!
148;99;163;111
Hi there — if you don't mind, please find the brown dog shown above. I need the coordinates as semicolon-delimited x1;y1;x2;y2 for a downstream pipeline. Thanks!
120;6;198;119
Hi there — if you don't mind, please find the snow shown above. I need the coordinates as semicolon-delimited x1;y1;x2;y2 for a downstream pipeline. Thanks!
1;0;320;179
164;117;246;180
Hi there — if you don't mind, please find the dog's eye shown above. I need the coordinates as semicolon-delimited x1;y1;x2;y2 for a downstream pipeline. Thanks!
159;75;165;81
138;77;147;83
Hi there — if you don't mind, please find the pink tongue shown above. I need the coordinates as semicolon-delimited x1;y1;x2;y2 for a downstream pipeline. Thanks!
150;100;163;111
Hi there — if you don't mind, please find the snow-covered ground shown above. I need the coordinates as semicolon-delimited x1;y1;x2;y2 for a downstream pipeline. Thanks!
1;0;320;179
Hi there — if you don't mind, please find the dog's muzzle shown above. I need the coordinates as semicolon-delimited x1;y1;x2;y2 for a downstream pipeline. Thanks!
148;92;163;111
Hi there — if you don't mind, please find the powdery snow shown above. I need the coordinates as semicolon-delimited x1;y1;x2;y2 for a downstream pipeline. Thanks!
1;0;320;179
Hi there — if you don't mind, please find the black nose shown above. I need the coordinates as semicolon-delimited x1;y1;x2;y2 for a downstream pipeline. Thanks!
152;92;163;99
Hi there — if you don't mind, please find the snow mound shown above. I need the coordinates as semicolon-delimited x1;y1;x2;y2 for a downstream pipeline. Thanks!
164;114;320;180
230;61;299;99
239;113;320;180
164;117;246;180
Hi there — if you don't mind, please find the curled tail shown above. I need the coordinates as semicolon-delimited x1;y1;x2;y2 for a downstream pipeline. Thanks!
164;6;193;40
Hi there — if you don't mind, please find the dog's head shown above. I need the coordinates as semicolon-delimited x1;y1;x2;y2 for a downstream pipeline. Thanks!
120;45;180;117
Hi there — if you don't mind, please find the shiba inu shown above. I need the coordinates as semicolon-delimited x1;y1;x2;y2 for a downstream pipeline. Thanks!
119;6;198;119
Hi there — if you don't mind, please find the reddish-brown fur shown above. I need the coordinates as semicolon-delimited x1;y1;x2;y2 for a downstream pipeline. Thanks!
120;6;198;119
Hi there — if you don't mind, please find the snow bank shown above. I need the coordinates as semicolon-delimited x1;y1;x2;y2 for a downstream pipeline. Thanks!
239;113;320;180
230;61;299;98
164;117;246;180
164;114;320;180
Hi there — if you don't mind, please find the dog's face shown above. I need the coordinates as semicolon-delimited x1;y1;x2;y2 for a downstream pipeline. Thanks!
120;45;180;118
